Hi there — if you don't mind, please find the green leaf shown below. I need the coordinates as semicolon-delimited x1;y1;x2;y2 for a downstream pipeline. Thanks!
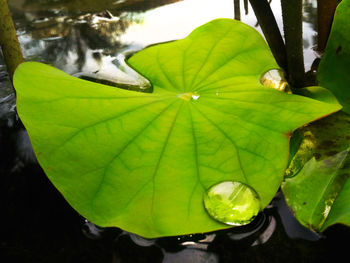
318;0;350;114
283;112;350;231
323;174;350;230
14;19;341;238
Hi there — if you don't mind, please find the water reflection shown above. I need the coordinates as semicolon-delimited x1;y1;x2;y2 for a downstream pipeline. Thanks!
15;10;137;74
162;248;219;263
272;191;321;241
74;49;152;92
227;213;269;241
129;232;157;247
302;0;319;71
9;0;183;75
19;0;182;15
82;219;107;240
0;64;12;97
9;0;318;78
0;100;36;175
74;191;330;262
79;205;286;262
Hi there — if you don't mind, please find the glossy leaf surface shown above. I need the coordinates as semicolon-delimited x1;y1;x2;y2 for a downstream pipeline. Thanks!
14;19;341;238
283;112;350;231
318;0;350;114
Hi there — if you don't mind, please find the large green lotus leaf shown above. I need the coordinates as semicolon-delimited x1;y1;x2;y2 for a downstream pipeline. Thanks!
283;112;350;231
318;0;350;114
14;19;341;238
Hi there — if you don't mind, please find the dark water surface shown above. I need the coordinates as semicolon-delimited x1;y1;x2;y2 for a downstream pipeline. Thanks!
1;0;349;262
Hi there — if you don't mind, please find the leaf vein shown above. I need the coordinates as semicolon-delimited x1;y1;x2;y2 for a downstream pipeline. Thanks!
192;104;250;184
90;100;179;208
187;104;206;218
48;97;173;156
150;101;184;219
188;26;234;90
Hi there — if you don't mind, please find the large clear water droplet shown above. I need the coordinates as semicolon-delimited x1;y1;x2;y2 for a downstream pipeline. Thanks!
203;181;261;226
260;69;291;93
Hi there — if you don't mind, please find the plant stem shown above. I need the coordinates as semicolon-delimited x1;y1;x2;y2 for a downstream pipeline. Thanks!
0;0;24;80
281;0;305;87
317;0;338;52
244;0;248;15
249;0;288;71
234;0;241;20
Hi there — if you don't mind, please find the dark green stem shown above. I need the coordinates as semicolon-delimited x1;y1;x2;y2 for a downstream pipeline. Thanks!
281;0;305;87
317;0;338;52
0;0;24;80
244;0;248;15
249;0;288;71
234;0;241;20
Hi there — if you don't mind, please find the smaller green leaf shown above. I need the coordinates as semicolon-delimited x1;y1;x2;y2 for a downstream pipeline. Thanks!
283;112;350;231
293;86;341;105
285;86;341;176
318;0;350;113
323;177;350;230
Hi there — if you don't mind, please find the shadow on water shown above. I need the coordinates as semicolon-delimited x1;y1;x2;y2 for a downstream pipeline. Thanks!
1;0;350;262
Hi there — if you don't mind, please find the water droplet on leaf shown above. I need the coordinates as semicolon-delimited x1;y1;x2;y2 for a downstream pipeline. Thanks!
260;69;290;93
178;92;200;101
203;181;261;226
191;94;200;100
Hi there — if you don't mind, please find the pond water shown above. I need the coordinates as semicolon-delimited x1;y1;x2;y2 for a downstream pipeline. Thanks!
1;0;349;262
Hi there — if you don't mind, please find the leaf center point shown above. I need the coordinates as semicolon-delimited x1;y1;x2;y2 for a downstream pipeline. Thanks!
177;92;200;101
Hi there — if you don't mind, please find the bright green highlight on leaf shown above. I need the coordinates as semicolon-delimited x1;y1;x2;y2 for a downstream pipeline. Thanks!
318;0;350;114
283;112;350;231
14;19;341;238
204;181;260;226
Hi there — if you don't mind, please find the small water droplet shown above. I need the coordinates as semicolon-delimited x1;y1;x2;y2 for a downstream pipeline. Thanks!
178;92;200;101
191;94;200;100
203;181;261;226
260;69;290;93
